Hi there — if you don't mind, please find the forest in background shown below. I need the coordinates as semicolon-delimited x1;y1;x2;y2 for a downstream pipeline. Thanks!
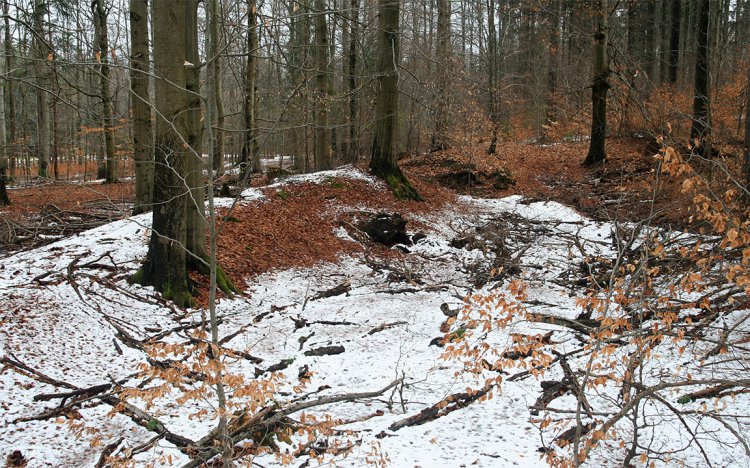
2;0;750;467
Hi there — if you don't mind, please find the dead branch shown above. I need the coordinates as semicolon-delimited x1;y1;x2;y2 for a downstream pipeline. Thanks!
387;384;493;432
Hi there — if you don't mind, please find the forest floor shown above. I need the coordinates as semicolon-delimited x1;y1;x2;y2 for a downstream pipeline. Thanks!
1;139;748;467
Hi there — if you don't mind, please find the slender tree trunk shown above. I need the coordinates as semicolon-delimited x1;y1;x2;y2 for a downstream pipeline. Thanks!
184;0;208;266
744;51;750;192
583;0;609;167
348;0;358;162
0;19;9;206
93;0;117;183
314;0;331;170
431;0;451;151
487;0;498;154
33;0;49;178
210;0;226;176
130;0;153;214
370;0;421;201
668;0;681;84
3;0;14;180
691;0;711;157
139;0;192;307
242;0;260;174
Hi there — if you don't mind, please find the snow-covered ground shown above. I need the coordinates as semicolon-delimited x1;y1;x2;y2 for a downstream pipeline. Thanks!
1;168;747;467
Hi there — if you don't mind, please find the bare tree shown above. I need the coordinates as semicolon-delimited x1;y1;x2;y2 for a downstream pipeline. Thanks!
583;0;609;167
130;0;153;214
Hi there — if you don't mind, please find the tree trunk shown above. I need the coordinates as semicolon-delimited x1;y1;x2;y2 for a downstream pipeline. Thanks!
690;0;711;157
744;48;750;192
348;0;358;162
210;0;226;176
33;0;49;178
130;0;153;214
184;0;208;267
431;0;451;152
314;0;331;170
4;0;14;180
138;0;192;307
0;18;8;207
93;0;117;183
583;0;609;167
486;0;499;154
370;0;421;201
668;0;681;84
242;0;260;175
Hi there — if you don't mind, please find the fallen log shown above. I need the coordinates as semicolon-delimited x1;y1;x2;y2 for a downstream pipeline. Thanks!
387;384;493;431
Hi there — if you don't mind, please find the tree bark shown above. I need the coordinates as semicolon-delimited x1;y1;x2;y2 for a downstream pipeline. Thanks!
690;0;711;157
430;0;451;152
33;0;50;178
210;0;226;176
184;0;208;267
583;0;609;167
347;0;358;162
241;0;260;175
668;0;681;84
4;0;15;180
0;17;8;206
370;0;421;201
138;0;192;307
93;0;117;183
130;0;153;214
314;0;331;170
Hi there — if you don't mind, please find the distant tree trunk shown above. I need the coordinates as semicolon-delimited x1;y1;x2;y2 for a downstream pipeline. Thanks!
486;0;499;154
744;49;750;191
130;0;153;214
583;0;609;167
430;0;451;152
184;0;208;266
241;0;260;174
347;0;359;162
0;24;9;207
370;0;422;201
139;0;192;306
542;0;561;143
93;0;117;183
4;0;15;180
314;0;331;170
668;0;681;84
690;0;711;157
210;0;226;176
33;0;50;178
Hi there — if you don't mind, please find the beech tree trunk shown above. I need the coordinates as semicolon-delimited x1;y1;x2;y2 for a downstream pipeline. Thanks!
347;0;359;162
4;0;14;180
242;0;260;174
668;0;681;84
314;0;331;170
691;0;711;157
0;20;8;206
139;0;192;307
210;0;226;176
370;0;421;201
583;0;609;167
431;0;451;152
93;0;117;183
33;0;50;178
130;0;153;214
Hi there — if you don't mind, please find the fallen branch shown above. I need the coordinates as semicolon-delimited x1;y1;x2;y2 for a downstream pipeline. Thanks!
387;384;493;432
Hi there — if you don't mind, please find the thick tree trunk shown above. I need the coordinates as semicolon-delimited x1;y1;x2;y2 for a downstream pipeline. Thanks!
242;0;260;175
130;0;153;214
370;0;421;201
33;0;49;178
583;0;609;167
138;0;192;307
690;0;711;157
744;49;750;192
93;0;117;183
314;0;331;170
